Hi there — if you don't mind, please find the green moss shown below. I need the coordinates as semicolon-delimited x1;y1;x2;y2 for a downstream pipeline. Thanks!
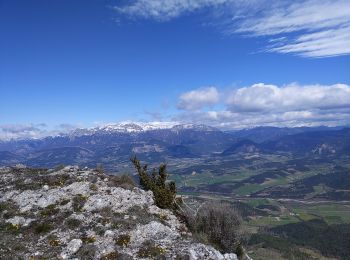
40;204;59;217
137;240;166;258
44;173;70;187
34;222;52;234
66;218;82;229
60;199;70;206
48;238;60;246
1;203;19;219
101;251;119;260
76;244;97;259
4;223;21;234
115;234;131;247
82;235;96;244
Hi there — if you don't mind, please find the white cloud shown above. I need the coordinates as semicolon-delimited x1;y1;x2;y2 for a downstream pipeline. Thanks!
115;0;350;58
175;83;350;129
0;123;79;141
0;124;47;140
177;86;220;110
227;83;350;112
175;108;350;129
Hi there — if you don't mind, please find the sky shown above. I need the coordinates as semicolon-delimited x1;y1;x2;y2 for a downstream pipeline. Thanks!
1;0;350;139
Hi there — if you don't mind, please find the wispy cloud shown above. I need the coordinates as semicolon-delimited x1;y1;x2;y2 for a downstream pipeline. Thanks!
115;0;350;58
235;0;350;57
114;0;233;21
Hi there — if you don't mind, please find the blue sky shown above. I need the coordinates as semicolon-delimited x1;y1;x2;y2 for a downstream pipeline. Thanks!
1;0;350;138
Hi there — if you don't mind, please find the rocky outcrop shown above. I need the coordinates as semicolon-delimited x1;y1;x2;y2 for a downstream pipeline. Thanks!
0;165;238;259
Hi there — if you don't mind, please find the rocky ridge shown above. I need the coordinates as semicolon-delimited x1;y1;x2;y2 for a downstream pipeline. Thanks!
0;165;238;259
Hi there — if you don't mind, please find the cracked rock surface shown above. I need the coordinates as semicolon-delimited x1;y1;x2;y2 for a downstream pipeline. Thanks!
0;165;238;259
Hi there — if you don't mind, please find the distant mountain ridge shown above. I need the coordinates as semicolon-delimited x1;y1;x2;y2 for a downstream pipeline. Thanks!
0;123;235;168
0;123;349;169
69;122;218;137
226;126;346;143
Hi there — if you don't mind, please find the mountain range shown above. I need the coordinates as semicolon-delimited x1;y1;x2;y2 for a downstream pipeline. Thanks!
0;123;349;169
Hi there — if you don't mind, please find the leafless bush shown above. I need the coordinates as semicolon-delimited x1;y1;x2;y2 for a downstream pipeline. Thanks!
183;201;243;254
96;163;104;174
108;174;135;190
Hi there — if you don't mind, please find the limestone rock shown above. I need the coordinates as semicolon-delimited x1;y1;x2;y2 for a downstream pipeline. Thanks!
0;165;242;259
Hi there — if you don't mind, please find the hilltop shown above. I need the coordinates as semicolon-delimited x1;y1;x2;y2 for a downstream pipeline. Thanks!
0;165;240;259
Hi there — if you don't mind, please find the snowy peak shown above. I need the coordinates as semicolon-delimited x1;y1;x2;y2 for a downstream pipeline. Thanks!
96;122;178;133
69;122;219;137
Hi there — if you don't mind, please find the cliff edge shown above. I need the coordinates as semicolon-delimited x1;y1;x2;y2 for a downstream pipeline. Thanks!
0;165;239;259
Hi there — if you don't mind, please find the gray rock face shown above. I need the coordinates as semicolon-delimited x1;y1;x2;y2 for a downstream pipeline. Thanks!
61;239;83;259
0;165;239;259
5;216;34;227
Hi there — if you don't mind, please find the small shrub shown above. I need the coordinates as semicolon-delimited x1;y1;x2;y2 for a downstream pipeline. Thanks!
60;199;70;206
44;174;70;187
34;222;52;234
156;213;169;225
131;156;176;209
95;225;106;236
101;251;119;260
5;223;21;234
72;194;88;212
89;183;98;191
82;235;96;244
0;202;9;213
76;244;96;259
40;204;59;217
115;234;131;247
184;202;242;253
88;174;98;183
66;218;81;229
108;174;135;190
100;206;113;218
12;243;26;251
0;202;19;219
235;243;244;259
96;163;104;174
49;239;60;246
137;240;166;258
54;164;65;171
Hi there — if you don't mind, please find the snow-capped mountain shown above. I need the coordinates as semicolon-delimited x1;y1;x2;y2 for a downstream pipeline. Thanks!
0;122;235;168
68;122;218;137
2;123;348;170
97;122;179;132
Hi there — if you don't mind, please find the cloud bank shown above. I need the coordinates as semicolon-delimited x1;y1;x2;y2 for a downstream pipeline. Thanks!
176;83;350;129
115;0;350;58
227;83;350;112
2;83;349;140
0;123;79;141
